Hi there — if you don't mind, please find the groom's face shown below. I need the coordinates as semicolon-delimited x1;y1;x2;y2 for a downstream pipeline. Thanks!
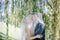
31;15;36;21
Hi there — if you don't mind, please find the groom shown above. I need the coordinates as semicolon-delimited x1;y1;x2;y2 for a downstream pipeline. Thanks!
34;22;45;40
30;12;45;40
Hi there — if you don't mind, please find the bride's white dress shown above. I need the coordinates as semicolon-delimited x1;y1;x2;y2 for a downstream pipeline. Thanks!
19;16;33;40
19;22;33;40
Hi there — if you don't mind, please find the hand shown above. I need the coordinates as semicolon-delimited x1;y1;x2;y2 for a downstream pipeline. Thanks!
36;35;43;38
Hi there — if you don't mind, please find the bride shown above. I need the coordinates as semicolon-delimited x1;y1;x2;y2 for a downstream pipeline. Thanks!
19;12;45;40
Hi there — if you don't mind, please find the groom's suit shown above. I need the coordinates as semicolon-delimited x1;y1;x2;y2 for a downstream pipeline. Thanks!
34;22;45;40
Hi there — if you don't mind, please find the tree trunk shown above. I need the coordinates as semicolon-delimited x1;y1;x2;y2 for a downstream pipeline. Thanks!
53;0;60;40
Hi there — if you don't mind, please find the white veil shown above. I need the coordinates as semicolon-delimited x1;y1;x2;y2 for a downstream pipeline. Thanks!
19;12;45;40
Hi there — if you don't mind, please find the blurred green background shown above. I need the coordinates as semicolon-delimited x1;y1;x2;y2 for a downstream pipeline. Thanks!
0;0;60;40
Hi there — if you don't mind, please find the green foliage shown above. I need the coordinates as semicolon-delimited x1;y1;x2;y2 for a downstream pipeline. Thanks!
1;0;60;40
5;0;54;40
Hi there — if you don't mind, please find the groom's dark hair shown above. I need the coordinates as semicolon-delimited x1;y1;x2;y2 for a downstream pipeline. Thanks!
31;12;39;17
31;12;37;15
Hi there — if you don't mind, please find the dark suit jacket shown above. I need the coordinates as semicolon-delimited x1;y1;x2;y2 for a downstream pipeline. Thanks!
34;22;45;40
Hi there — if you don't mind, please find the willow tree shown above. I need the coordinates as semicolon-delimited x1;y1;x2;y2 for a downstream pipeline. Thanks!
1;0;60;40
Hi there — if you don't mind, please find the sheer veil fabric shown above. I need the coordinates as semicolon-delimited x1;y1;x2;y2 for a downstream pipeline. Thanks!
19;12;45;40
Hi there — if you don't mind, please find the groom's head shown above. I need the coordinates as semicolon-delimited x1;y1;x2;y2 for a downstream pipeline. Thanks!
31;12;38;21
